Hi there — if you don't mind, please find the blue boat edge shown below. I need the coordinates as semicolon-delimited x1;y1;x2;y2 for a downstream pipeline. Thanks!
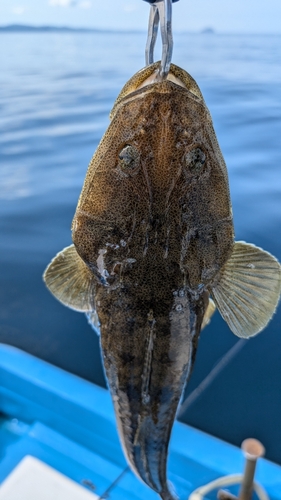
0;343;280;499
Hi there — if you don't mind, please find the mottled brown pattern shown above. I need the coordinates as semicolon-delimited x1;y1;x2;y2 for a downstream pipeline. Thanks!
69;62;234;499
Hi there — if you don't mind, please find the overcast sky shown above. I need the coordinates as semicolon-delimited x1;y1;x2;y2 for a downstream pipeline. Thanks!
1;0;281;34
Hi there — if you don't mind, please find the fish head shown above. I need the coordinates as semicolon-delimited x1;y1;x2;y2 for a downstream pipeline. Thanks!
72;62;233;291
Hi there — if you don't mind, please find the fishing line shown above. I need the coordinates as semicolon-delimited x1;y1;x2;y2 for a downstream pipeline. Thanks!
98;466;130;499
178;338;246;417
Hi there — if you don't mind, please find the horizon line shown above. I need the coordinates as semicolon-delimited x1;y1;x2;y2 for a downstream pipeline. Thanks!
0;23;280;36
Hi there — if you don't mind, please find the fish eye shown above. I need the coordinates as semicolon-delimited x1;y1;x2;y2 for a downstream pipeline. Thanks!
118;144;140;171
185;147;206;172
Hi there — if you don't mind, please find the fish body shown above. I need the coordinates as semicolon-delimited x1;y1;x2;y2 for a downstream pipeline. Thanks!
44;63;281;500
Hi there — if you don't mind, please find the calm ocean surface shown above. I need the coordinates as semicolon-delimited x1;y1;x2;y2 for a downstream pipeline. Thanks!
1;30;281;463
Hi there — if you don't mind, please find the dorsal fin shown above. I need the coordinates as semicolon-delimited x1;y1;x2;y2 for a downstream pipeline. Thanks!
43;244;95;312
210;241;281;338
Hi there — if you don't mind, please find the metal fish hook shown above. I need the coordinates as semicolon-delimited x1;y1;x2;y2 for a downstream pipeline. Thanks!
144;0;174;80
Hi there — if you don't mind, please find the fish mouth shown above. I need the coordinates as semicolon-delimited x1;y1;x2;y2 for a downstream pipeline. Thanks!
110;61;204;120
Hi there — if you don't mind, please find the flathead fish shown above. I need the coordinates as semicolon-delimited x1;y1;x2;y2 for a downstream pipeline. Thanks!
44;62;281;500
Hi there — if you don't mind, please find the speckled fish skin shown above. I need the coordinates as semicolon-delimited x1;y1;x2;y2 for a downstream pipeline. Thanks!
71;62;234;499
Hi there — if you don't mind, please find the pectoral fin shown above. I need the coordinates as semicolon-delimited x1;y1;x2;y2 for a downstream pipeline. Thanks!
210;241;281;338
201;298;216;330
43;244;95;312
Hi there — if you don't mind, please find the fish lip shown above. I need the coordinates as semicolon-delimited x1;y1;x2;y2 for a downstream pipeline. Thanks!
119;79;185;101
110;80;203;124
110;62;204;120
110;80;179;118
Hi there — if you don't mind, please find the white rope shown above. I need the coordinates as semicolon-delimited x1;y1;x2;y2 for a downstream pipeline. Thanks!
188;474;269;500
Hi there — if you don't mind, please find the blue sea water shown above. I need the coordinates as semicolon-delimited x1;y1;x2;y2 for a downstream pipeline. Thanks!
0;30;281;464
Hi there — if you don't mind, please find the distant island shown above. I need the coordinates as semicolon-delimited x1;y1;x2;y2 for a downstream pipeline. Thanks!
0;24;143;34
0;24;103;33
0;24;217;35
201;27;215;34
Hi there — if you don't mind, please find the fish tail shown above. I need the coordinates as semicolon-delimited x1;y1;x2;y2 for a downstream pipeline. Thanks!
99;289;207;500
132;456;177;500
160;484;178;500
127;415;179;500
